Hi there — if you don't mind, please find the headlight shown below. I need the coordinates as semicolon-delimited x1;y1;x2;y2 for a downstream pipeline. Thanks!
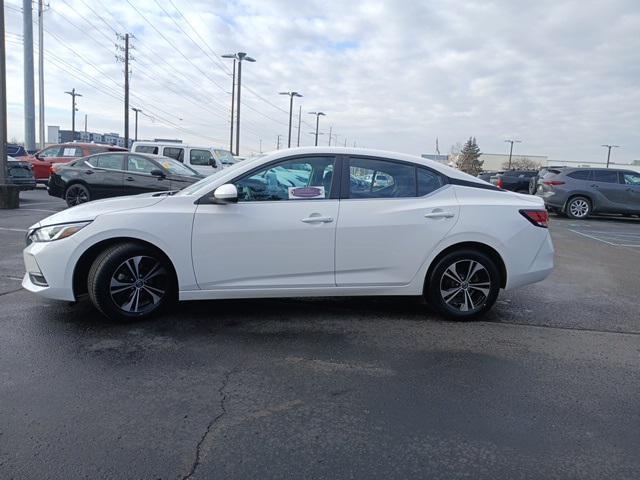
27;221;91;243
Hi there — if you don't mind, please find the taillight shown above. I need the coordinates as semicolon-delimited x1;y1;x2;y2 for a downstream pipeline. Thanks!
496;178;504;189
543;180;565;186
519;209;549;228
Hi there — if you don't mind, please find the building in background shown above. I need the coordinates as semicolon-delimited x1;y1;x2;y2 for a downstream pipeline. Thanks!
421;154;450;165
47;126;135;148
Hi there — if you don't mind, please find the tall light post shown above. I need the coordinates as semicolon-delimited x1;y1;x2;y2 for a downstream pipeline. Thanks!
132;107;142;141
276;134;283;150
601;144;619;168
221;54;236;153
296;105;302;147
504;139;521;170
308;111;325;146
65;88;82;140
223;52;255;156
279;91;302;148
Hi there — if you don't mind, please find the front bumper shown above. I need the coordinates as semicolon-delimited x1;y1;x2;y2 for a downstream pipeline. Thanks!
22;240;77;301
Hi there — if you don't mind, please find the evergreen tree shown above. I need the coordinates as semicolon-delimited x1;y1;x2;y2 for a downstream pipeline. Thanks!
456;137;483;175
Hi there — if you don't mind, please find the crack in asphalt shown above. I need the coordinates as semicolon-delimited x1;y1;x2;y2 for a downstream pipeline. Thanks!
484;320;640;336
181;365;238;480
0;288;22;297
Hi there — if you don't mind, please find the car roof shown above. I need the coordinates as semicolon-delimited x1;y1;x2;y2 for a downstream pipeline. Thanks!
132;142;213;149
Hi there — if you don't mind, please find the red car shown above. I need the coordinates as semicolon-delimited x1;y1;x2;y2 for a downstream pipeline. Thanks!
24;143;128;184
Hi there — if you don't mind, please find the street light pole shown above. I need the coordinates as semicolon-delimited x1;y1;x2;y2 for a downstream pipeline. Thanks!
0;0;8;186
279;91;303;148
328;126;332;146
297;105;301;147
504;139;521;170
132;107;142;141
65;88;82;140
308;111;325;146
221;55;236;153
230;52;255;157
276;134;282;150
601;144;619;168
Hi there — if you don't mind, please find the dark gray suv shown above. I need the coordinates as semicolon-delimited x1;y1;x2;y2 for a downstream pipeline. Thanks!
536;168;640;219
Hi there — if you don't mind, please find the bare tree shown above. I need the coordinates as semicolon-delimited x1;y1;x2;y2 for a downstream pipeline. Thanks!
502;156;542;170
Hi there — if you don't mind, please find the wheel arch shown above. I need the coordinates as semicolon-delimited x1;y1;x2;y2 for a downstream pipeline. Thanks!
563;192;593;212
72;237;178;298
424;241;507;292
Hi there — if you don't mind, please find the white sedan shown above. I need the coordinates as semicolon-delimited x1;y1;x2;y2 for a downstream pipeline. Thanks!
22;147;554;321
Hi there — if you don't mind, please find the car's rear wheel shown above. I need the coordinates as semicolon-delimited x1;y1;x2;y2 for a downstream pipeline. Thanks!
65;184;90;207
87;243;175;322
426;250;500;320
566;196;591;219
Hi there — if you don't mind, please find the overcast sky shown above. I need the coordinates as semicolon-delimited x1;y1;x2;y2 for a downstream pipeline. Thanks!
5;0;640;162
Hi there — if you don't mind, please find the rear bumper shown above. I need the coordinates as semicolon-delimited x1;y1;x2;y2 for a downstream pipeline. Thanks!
47;176;65;198
505;232;554;290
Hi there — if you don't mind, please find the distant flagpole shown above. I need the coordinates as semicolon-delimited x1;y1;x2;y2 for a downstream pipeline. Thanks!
435;137;440;156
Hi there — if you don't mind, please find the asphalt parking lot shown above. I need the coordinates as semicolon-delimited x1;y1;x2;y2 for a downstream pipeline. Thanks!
1;189;639;479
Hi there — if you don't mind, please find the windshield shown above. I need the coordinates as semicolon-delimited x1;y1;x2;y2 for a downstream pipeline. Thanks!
156;156;201;177
213;149;235;164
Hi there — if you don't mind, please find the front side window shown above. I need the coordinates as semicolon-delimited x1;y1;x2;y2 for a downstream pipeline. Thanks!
190;149;213;166
622;172;640;185
235;156;335;202
91;154;124;170
134;145;159;155
593;170;619;184
155;156;201;176
163;147;184;162
127;155;158;174
349;157;416;198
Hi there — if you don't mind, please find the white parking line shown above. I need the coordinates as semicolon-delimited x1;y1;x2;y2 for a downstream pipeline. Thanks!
569;229;640;247
15;208;59;213
0;227;27;233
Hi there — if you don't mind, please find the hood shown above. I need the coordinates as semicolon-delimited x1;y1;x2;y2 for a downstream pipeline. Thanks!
31;193;167;229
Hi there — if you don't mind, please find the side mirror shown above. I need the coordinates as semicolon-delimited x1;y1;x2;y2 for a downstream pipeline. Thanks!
209;158;218;168
150;169;166;178
213;183;238;204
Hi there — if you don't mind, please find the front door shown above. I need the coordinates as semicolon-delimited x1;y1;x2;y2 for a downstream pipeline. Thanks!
125;154;171;194
335;156;459;286
591;170;628;212
621;171;640;214
192;155;339;290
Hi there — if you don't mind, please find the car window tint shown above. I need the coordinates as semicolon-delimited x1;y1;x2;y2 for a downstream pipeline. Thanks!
135;145;159;154
163;147;184;162
39;147;60;158
567;170;591;180
127;155;158;174
190;149;213;166
622;172;640;185
418;168;444;196
593;170;620;183
93;154;124;170
235;156;335;202
350;157;415;198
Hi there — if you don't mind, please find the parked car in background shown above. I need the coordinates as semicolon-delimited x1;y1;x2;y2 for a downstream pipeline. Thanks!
47;152;203;207
7;143;34;158
130;141;228;176
24;142;128;184
23;147;554;322
537;167;640;219
477;171;503;182
7;155;36;190
528;166;566;194
490;170;537;193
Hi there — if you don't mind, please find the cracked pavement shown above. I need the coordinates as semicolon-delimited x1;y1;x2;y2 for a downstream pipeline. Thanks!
1;189;639;479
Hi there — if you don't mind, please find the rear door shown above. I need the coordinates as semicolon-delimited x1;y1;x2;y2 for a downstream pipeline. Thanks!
124;154;171;194
620;171;640;214
84;153;125;199
335;156;458;286
591;170;628;212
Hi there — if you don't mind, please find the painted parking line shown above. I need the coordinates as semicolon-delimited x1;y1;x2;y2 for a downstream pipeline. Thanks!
0;227;28;233
569;229;640;247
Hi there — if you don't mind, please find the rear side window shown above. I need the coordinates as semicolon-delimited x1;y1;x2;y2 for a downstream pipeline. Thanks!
593;170;620;184
349;158;415;198
134;145;159;154
190;149;213;166
418;168;444;196
163;147;184;162
567;170;591;180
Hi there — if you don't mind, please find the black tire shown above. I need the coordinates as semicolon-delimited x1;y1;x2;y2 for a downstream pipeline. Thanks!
87;242;176;322
565;196;591;219
426;249;500;320
65;183;91;207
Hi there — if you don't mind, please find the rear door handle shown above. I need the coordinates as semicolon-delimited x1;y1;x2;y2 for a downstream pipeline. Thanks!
424;211;454;219
301;216;334;224
125;176;135;182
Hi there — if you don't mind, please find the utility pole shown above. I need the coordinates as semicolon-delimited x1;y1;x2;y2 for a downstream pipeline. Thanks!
223;52;255;156
84;114;87;134
279;91;302;148
222;55;236;153
259;138;262;153
328;126;332;146
64;88;82;139
1;0;19;208
37;0;45;148
276;134;282;150
116;33;134;149
308;111;325;147
343;138;347;147
504;139;521;170
601;144;619;168
296;105;301;147
132;107;142;141
22;0;36;150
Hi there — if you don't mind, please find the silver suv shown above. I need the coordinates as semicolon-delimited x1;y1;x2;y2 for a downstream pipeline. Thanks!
536;168;640;219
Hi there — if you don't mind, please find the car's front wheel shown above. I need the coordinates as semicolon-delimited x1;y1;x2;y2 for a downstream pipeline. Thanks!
87;243;175;322
426;250;500;320
65;184;91;207
566;196;591;219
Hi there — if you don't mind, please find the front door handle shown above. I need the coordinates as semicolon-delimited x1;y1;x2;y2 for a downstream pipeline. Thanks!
301;216;334;224
424;211;454;219
125;176;135;182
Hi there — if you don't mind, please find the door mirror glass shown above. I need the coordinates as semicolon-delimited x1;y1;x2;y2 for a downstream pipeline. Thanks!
150;169;166;178
213;183;238;203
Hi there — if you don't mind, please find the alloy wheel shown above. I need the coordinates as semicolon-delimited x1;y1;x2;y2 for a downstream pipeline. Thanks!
66;185;89;206
439;259;491;313
569;199;589;218
110;255;167;314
